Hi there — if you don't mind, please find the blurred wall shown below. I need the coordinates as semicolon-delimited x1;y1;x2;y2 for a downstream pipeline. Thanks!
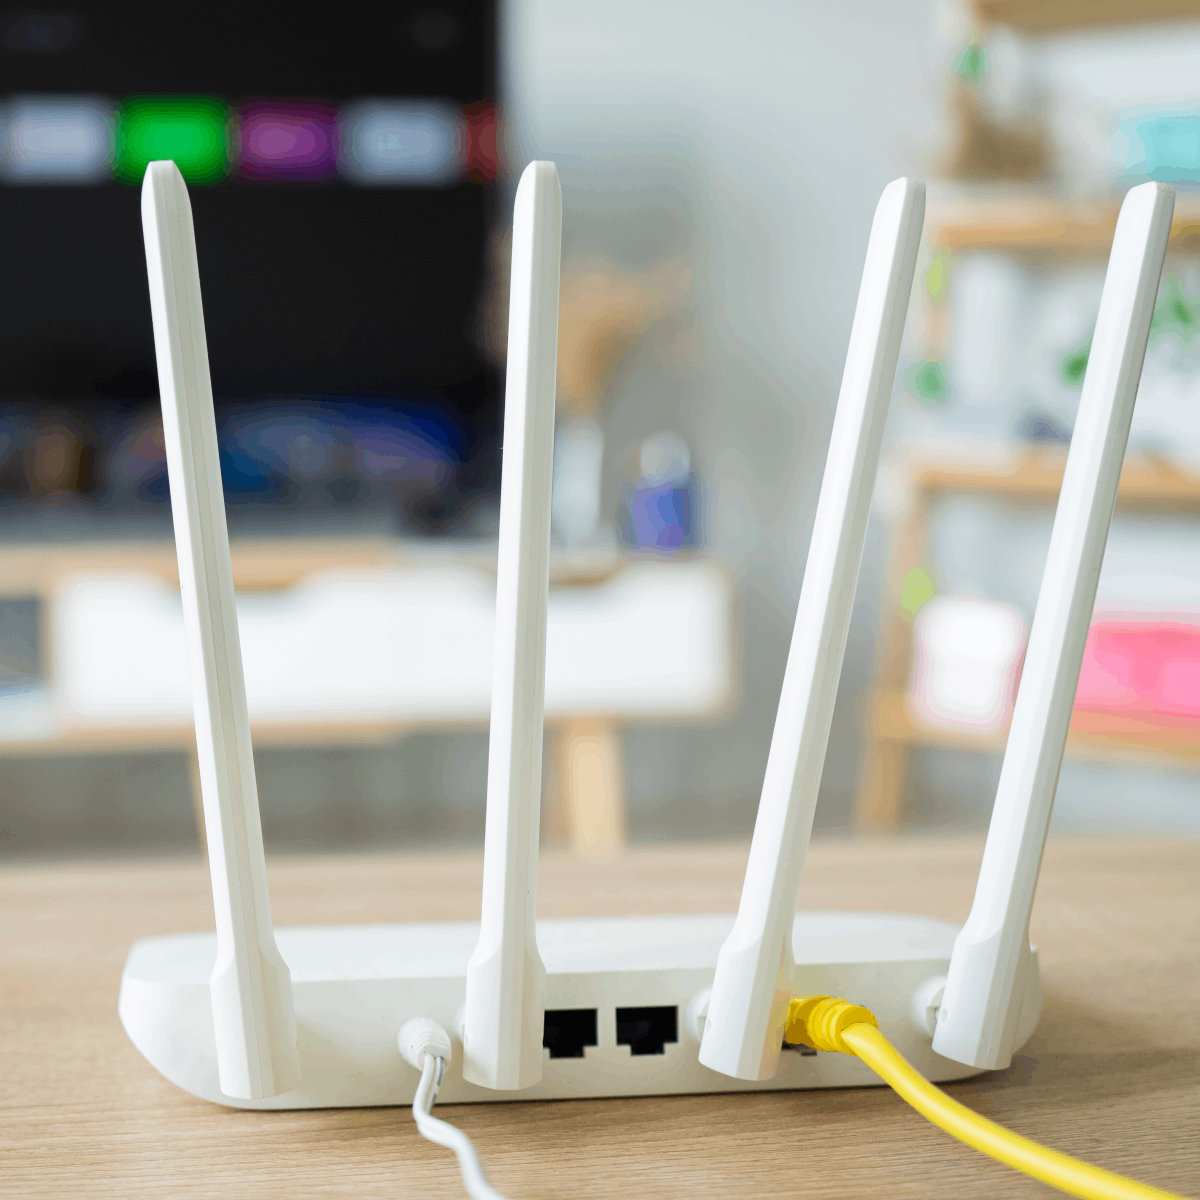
503;0;939;835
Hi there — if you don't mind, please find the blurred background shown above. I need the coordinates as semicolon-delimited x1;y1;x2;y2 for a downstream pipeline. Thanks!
3;0;1200;860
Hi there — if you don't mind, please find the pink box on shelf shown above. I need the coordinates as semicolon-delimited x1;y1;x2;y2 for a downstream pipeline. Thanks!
1075;621;1200;719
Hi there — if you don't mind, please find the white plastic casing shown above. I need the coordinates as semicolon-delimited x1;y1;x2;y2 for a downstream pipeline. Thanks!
119;911;1041;1108
141;161;300;1100
933;182;1175;1071
462;161;562;1091
699;178;926;1082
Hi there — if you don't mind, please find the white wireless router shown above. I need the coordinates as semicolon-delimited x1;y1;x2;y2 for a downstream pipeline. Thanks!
118;165;1172;1111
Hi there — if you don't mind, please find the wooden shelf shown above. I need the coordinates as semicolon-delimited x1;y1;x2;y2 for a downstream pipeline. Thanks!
927;197;1200;258
0;712;422;758
910;451;1200;510
871;689;1200;767
918;198;1200;353
973;0;1200;33
0;536;626;599
0;536;400;598
857;451;1200;831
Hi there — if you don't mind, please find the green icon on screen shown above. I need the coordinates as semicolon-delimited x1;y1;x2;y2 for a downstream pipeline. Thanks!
117;97;229;185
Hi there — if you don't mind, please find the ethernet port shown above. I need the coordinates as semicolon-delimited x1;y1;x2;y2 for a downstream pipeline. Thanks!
616;1006;678;1056
782;1038;818;1057
543;1009;598;1059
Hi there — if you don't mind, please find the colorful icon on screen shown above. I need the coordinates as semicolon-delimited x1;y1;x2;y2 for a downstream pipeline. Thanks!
1;95;115;183
337;99;464;185
116;96;229;185
2;94;490;188
235;101;337;181
464;101;498;183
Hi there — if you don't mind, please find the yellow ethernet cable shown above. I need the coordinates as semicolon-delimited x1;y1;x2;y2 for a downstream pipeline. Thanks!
785;996;1190;1200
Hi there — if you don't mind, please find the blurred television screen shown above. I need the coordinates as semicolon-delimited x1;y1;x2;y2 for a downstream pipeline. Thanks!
0;1;499;533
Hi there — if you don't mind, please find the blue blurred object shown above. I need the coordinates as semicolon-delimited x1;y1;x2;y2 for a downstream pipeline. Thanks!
105;397;468;521
1118;111;1200;184
219;399;465;514
619;431;699;554
107;409;169;500
0;413;31;493
349;405;460;486
627;482;693;551
1017;408;1072;444
218;404;336;500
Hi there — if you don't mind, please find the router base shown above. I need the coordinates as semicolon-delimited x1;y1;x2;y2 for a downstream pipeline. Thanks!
119;912;1038;1109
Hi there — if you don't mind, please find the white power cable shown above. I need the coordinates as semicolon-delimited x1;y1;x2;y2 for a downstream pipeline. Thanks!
412;1055;509;1200
398;1017;510;1200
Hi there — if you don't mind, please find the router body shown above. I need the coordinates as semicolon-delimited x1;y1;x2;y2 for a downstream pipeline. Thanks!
119;911;1039;1108
120;163;1167;1133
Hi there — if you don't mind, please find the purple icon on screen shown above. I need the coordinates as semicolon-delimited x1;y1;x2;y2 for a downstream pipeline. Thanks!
236;101;337;181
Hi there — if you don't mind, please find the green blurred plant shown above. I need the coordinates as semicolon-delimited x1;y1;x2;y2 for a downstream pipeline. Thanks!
1151;273;1199;342
926;249;951;303
1060;273;1200;388
899;565;937;620
909;358;949;404
1060;335;1091;387
953;42;988;84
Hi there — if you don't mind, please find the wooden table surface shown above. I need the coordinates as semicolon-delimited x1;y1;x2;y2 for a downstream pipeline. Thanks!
3;836;1198;1198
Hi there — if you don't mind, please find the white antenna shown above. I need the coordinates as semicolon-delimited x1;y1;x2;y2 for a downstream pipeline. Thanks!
699;178;925;1081
462;161;562;1091
141;160;301;1100
933;181;1175;1071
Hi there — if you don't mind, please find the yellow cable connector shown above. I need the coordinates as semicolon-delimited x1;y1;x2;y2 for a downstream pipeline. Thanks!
785;995;1190;1200
784;995;877;1051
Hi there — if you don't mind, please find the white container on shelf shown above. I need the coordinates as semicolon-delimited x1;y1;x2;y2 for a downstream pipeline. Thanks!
909;596;1027;732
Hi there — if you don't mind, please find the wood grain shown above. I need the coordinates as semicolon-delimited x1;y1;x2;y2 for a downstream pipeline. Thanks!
972;0;1200;34
926;199;1200;259
2;838;1198;1198
911;452;1200;511
870;689;1200;767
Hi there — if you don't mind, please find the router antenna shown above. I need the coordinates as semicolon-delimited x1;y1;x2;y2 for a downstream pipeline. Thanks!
141;161;301;1100
933;181;1175;1071
462;161;562;1091
699;179;925;1081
